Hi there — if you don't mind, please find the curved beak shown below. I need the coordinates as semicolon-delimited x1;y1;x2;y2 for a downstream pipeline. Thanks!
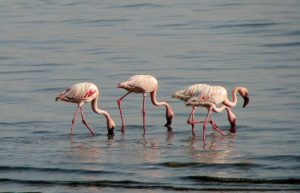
243;96;249;108
107;127;114;136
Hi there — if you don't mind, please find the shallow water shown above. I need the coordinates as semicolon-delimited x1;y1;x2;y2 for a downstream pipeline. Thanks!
0;0;300;192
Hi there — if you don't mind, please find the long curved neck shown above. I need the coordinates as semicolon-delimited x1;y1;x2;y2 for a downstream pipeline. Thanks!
211;104;227;113
91;96;115;130
224;87;240;107
150;87;174;126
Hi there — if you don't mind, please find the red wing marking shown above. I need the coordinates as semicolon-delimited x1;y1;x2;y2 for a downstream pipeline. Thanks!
84;89;96;98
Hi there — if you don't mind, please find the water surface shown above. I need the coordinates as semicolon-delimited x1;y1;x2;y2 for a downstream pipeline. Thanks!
0;0;300;192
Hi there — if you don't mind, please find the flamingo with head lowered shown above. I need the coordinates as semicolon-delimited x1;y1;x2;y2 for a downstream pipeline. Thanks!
117;75;174;133
55;82;115;136
173;84;249;141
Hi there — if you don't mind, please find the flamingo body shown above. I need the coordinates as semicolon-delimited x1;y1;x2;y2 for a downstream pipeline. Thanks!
55;82;115;136
117;75;158;93
56;82;98;104
117;75;174;133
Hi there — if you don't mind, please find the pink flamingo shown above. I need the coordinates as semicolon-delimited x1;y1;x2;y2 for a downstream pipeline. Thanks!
173;84;249;134
55;82;115;136
117;75;174;133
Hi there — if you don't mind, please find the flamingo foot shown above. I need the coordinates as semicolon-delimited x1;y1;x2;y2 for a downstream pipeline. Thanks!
229;118;237;133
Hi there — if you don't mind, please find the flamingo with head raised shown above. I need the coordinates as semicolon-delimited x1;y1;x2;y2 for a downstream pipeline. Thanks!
117;75;174;133
55;82;115;136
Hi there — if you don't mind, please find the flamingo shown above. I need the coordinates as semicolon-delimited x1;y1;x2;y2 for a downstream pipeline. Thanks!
173;83;249;134
55;82;115;136
117;75;174;133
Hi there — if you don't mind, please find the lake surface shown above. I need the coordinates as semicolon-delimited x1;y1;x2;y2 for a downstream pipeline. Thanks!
1;0;300;192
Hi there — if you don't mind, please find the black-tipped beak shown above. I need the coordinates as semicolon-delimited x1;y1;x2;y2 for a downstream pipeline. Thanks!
107;127;114;137
243;96;249;108
164;116;173;127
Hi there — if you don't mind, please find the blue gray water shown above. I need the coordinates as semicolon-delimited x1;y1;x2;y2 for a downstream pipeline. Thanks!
1;0;300;192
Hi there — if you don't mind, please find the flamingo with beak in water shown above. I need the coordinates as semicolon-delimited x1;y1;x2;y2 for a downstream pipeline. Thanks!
55;82;115;136
117;75;174;133
173;84;249;138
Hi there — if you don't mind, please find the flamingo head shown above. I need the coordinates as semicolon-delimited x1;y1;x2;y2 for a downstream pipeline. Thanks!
239;87;249;108
107;118;115;136
165;107;174;128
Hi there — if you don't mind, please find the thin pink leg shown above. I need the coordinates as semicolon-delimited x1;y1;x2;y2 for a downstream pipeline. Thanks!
80;107;95;136
209;113;225;136
117;91;131;132
187;107;205;124
202;109;212;145
70;106;81;136
187;107;197;135
142;93;147;133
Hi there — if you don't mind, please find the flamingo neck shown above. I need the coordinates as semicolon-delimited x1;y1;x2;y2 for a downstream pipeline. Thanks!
211;104;227;113
224;87;240;107
91;97;115;132
150;88;174;126
225;107;237;133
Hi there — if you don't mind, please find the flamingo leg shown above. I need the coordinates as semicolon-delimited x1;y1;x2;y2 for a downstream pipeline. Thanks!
191;107;195;135
187;107;197;135
79;107;95;136
209;113;225;136
70;105;81;136
202;108;212;145
187;107;205;124
142;93;147;134
117;91;131;132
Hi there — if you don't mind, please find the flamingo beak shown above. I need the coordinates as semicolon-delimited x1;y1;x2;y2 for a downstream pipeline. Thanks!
243;95;249;108
165;114;173;128
107;127;114;137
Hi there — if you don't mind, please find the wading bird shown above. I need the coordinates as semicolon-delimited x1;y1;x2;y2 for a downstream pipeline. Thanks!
173;84;249;135
117;75;174;133
55;82;115;136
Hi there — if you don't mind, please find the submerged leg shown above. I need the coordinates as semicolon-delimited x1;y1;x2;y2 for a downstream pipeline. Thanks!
142;93;147;134
80;106;95;135
117;91;131;132
202;109;212;145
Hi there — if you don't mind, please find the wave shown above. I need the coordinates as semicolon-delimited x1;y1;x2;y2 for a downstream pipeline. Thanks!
262;42;300;47
212;22;279;29
0;166;114;175
1;177;299;191
160;161;262;169
185;176;300;184
0;178;197;191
